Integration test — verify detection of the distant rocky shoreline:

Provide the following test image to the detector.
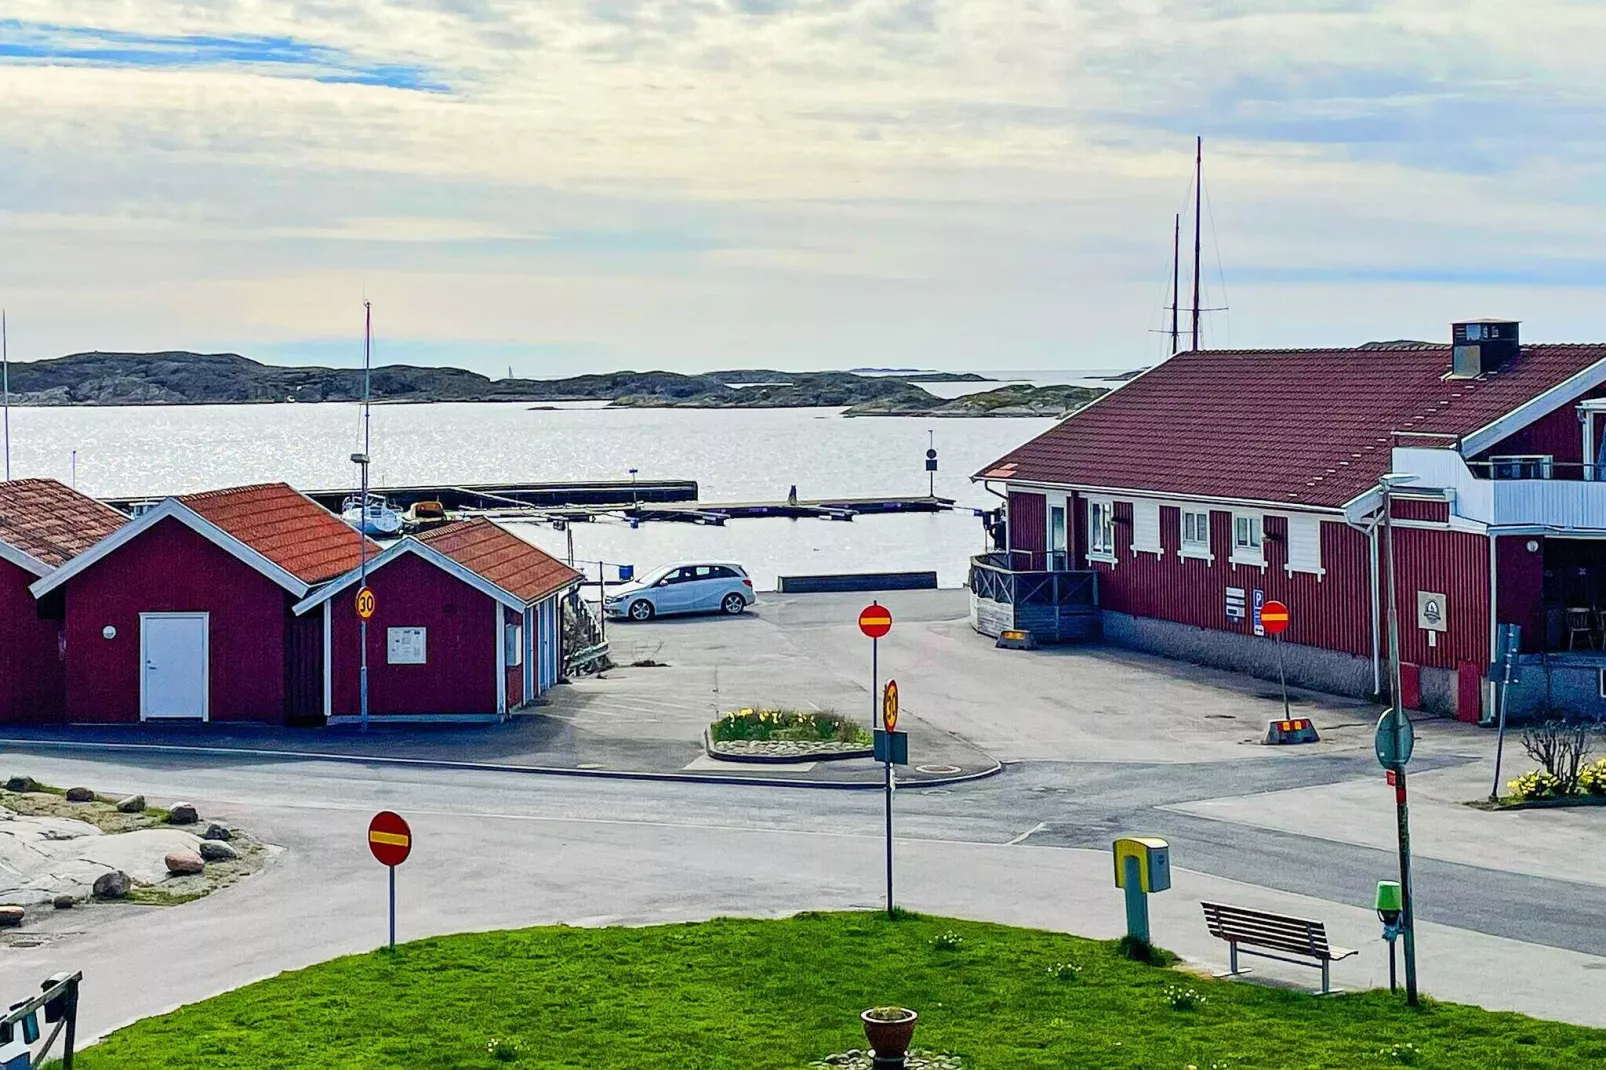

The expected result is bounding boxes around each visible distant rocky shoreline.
[0,350,1105,417]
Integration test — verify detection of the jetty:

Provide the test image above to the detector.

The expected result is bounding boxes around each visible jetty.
[509,494,956,526]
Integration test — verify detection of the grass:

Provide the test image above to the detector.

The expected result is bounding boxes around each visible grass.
[710,708,871,745]
[69,912,1606,1070]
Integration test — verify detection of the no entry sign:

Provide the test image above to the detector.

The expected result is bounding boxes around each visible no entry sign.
[368,811,412,867]
[859,603,893,639]
[1261,600,1289,636]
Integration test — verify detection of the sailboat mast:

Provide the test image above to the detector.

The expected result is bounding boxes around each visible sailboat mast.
[2,310,10,482]
[1170,215,1181,355]
[1191,136,1203,352]
[359,299,372,733]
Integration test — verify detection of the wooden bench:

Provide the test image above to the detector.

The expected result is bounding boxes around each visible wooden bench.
[1201,901,1356,994]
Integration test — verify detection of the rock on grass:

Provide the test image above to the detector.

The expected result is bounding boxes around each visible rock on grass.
[116,795,146,814]
[165,850,204,876]
[198,841,237,863]
[167,804,199,826]
[65,787,94,802]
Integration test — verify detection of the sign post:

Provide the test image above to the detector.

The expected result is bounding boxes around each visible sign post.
[356,585,376,733]
[1261,600,1291,719]
[1375,708,1418,1004]
[880,680,900,918]
[859,601,895,918]
[1489,623,1522,800]
[368,810,412,950]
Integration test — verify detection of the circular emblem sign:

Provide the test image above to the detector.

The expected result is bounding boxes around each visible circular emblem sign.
[368,810,412,867]
[356,586,377,620]
[1261,600,1290,636]
[883,680,900,732]
[858,603,893,639]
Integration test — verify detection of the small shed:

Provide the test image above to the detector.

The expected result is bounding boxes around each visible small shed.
[293,518,582,722]
[32,483,373,723]
[0,480,126,723]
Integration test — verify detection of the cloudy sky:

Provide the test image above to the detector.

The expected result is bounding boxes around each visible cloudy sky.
[2,0,1603,374]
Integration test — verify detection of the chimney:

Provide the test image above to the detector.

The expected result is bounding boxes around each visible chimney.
[1451,320,1520,378]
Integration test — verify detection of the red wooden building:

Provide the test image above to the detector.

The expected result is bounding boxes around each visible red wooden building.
[0,481,127,723]
[31,483,373,724]
[292,518,582,722]
[974,322,1606,719]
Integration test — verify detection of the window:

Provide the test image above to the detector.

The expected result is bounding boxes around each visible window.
[1131,500,1161,555]
[505,623,524,667]
[1232,513,1264,565]
[1181,509,1211,557]
[1489,455,1553,480]
[1048,501,1069,569]
[387,627,427,665]
[1286,514,1325,577]
[1089,500,1115,561]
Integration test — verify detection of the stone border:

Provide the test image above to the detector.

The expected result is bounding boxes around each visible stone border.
[1471,793,1606,811]
[703,730,873,764]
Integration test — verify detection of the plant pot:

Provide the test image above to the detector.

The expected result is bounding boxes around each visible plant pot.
[861,1007,918,1057]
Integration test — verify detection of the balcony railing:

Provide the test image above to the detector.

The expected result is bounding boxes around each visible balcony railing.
[968,552,1099,642]
[1395,447,1606,529]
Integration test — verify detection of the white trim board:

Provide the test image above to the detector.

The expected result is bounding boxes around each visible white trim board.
[1461,355,1606,457]
[31,498,310,600]
[999,479,1347,516]
[292,538,526,615]
[0,540,51,579]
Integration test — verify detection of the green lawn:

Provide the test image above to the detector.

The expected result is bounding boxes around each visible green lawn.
[74,913,1604,1069]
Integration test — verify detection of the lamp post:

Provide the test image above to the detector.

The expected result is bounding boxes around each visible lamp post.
[1378,471,1419,1005]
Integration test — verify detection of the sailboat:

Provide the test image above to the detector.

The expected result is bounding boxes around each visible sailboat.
[342,303,402,537]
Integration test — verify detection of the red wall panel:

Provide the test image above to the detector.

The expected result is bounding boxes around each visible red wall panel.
[1008,492,1046,562]
[1391,499,1450,523]
[63,518,289,723]
[330,552,498,716]
[1386,526,1490,670]
[505,606,524,710]
[1093,505,1376,658]
[0,560,65,723]
[1495,535,1545,653]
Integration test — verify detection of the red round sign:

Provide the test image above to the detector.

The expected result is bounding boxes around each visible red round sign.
[859,603,893,639]
[1261,600,1290,636]
[368,810,412,867]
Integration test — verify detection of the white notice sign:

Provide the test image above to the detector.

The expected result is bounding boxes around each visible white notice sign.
[387,627,427,665]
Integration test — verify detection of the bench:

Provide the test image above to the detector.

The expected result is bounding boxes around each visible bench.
[1201,901,1357,994]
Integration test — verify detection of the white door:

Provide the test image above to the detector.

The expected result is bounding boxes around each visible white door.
[142,614,208,720]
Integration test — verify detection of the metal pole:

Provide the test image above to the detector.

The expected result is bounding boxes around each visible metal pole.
[1388,938,1398,993]
[1170,214,1180,354]
[1383,482,1404,719]
[1191,136,1202,352]
[1396,766,1418,1004]
[1491,637,1515,801]
[62,977,77,1070]
[1276,632,1291,721]
[884,752,894,919]
[359,300,372,734]
[388,864,396,950]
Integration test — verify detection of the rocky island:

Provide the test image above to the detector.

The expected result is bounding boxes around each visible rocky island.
[0,350,1102,416]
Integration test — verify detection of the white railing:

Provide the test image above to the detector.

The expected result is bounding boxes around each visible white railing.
[1392,446,1606,529]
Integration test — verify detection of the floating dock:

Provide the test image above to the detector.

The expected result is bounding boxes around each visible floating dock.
[485,494,955,526]
[105,479,700,514]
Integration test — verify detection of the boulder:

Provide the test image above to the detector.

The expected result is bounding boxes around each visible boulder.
[65,787,95,802]
[198,840,237,863]
[0,906,23,927]
[167,804,199,826]
[115,795,146,814]
[92,871,131,900]
[52,895,75,910]
[164,850,204,876]
[5,776,38,793]
[202,823,232,842]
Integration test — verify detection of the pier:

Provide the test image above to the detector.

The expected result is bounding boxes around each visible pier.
[483,494,957,526]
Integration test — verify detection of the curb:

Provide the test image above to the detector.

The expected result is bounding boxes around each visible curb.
[0,737,1004,792]
[701,728,874,765]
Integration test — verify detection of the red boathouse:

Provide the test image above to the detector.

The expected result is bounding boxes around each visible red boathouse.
[292,518,582,721]
[974,322,1606,720]
[31,483,373,724]
[0,480,127,723]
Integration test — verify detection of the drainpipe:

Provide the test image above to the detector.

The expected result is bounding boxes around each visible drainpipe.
[1369,521,1382,697]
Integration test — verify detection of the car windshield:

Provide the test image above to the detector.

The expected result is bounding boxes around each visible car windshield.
[636,565,675,586]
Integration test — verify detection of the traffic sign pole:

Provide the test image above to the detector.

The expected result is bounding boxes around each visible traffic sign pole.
[388,865,396,951]
[368,811,412,952]
[858,602,897,919]
[1275,634,1290,721]
[882,679,899,921]
[1395,765,1417,1005]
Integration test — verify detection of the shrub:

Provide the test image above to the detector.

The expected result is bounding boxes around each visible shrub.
[1521,720,1597,795]
[1579,757,1606,796]
[1508,770,1564,800]
[709,708,870,745]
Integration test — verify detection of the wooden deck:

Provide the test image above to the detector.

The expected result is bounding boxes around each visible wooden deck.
[968,552,1101,642]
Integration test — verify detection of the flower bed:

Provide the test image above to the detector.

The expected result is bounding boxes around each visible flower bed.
[706,709,873,763]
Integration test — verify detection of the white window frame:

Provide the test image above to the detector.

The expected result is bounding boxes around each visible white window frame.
[1284,513,1327,578]
[1231,512,1265,568]
[1131,499,1162,556]
[1088,498,1116,564]
[1047,493,1071,570]
[505,622,524,668]
[1488,454,1553,480]
[1179,507,1213,562]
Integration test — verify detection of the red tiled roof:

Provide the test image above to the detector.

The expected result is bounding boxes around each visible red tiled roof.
[0,479,127,568]
[418,519,581,604]
[179,483,377,585]
[978,344,1606,509]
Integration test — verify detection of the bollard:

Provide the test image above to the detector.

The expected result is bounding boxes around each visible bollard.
[1113,837,1171,948]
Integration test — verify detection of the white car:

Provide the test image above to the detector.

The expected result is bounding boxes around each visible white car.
[604,562,757,621]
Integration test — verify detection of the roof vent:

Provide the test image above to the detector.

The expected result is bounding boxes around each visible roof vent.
[1451,320,1519,378]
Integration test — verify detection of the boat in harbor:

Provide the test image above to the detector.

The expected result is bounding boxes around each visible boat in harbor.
[402,499,448,533]
[341,493,402,536]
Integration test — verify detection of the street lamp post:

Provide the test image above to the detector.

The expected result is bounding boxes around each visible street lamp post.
[1378,472,1419,1005]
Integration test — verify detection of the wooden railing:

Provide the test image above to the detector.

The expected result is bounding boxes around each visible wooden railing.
[969,553,1098,608]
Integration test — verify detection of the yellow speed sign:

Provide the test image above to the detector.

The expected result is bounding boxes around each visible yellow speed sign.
[882,679,899,732]
[356,586,376,620]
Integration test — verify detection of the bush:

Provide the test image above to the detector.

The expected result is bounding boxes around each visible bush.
[1579,757,1606,796]
[1508,770,1564,800]
[1521,720,1597,795]
[710,709,870,745]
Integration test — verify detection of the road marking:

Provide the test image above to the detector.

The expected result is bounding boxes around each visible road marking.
[1007,821,1047,846]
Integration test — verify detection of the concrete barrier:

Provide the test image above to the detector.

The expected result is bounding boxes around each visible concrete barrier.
[775,571,939,593]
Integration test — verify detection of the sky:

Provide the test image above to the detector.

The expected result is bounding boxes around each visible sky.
[3,0,1606,375]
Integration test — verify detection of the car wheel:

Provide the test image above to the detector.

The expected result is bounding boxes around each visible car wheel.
[629,599,656,621]
[721,593,747,616]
